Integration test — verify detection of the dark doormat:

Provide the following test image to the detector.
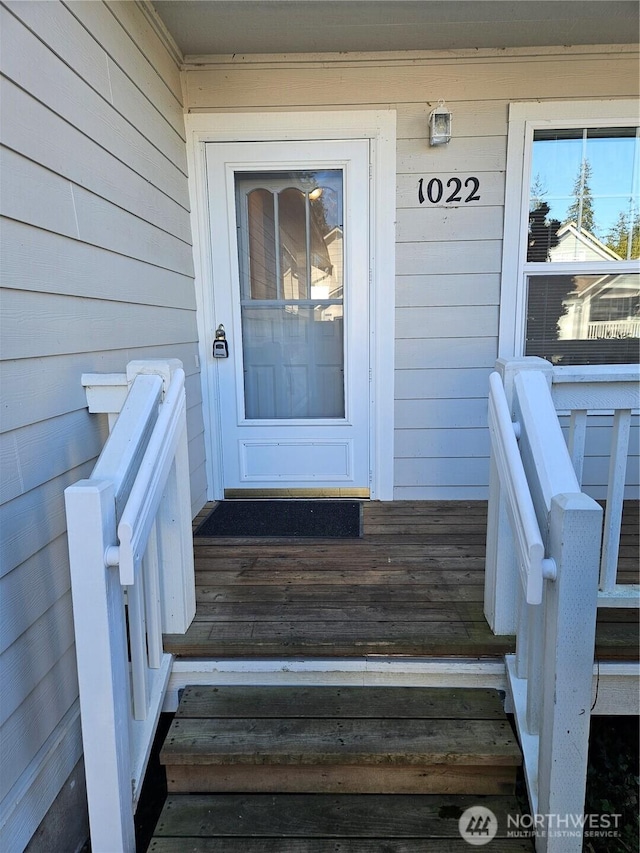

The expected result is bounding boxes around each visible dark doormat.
[194,500,362,538]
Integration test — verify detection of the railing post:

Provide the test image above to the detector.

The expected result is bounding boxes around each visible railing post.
[485,357,552,634]
[64,479,135,853]
[537,492,602,853]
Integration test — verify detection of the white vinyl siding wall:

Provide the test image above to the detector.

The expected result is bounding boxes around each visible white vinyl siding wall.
[182,46,639,499]
[0,2,204,848]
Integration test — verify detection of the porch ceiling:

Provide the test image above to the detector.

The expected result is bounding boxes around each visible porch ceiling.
[151,1,638,58]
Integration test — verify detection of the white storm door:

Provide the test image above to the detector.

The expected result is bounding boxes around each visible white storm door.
[205,140,370,495]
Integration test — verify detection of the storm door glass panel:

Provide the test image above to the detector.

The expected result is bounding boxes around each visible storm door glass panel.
[236,170,345,419]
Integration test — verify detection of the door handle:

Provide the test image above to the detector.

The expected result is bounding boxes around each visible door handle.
[213,324,229,358]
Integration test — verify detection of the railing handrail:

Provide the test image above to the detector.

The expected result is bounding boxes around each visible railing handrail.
[91,373,163,519]
[550,363,640,414]
[104,369,186,585]
[488,372,556,605]
[549,363,639,384]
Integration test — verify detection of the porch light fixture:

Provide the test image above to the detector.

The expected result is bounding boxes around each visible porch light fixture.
[429,99,452,146]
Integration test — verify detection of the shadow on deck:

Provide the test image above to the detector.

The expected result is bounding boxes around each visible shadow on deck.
[164,500,639,661]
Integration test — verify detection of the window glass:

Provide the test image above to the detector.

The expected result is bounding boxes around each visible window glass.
[528,128,639,262]
[525,273,640,365]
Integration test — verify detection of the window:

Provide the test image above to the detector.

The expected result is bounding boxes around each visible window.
[500,102,640,365]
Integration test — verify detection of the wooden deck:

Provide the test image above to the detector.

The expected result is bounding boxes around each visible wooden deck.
[164,500,639,661]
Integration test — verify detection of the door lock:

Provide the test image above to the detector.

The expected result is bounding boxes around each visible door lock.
[213,324,229,358]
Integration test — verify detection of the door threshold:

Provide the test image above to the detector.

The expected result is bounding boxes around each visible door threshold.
[224,488,370,499]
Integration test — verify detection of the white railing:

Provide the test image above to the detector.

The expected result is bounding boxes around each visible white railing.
[587,319,640,339]
[64,360,195,852]
[550,364,639,608]
[485,357,639,853]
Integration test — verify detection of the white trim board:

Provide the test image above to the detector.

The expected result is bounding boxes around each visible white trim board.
[164,657,510,710]
[185,110,396,500]
[498,99,639,359]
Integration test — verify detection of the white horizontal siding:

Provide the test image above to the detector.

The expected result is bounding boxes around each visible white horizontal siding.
[396,428,491,459]
[2,1,186,159]
[394,485,491,500]
[1,345,203,434]
[106,1,183,102]
[397,135,506,174]
[396,205,504,243]
[1,289,197,359]
[1,149,193,275]
[395,456,490,488]
[182,46,638,501]
[0,647,79,803]
[1,220,196,309]
[396,399,489,430]
[396,337,498,370]
[0,463,95,580]
[1,79,191,242]
[397,240,503,276]
[395,275,500,308]
[0,535,72,655]
[396,306,499,340]
[1,593,75,727]
[0,2,203,847]
[0,410,106,506]
[1,5,189,205]
[394,367,492,400]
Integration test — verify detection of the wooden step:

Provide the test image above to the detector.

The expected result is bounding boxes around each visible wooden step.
[160,686,522,795]
[149,793,535,852]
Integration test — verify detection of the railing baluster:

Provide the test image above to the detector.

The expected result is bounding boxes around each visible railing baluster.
[526,603,544,736]
[144,521,163,670]
[600,409,632,593]
[515,589,529,679]
[127,575,149,721]
[567,409,588,486]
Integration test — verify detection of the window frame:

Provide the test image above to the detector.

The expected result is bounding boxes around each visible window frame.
[499,100,639,359]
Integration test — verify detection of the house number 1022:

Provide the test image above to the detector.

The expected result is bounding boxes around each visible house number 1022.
[418,176,481,204]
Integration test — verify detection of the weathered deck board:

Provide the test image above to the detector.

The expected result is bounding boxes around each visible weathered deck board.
[163,718,520,766]
[152,793,524,838]
[168,500,639,660]
[195,584,486,604]
[150,839,535,853]
[174,685,506,719]
[164,764,519,795]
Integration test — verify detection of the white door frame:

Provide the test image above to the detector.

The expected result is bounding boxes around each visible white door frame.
[186,110,396,500]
